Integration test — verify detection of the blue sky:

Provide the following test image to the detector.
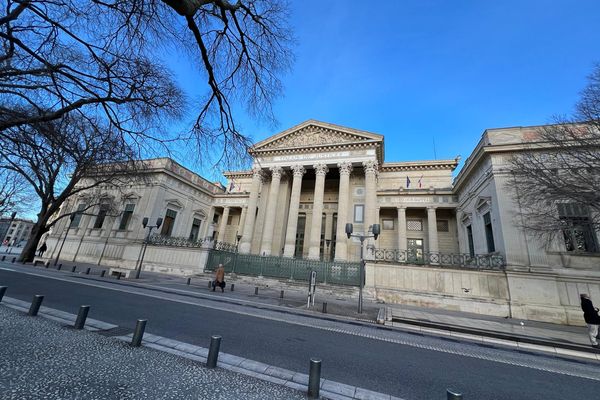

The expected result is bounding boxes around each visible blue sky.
[174,0,600,177]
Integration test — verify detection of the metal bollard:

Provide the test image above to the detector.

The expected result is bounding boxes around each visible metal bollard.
[447,389,463,399]
[0,286,7,302]
[57,264,62,271]
[28,295,44,316]
[254,287,259,295]
[86,267,91,275]
[11,257,16,263]
[206,335,222,368]
[308,358,322,399]
[74,305,90,330]
[71,266,77,273]
[230,283,235,291]
[187,277,191,285]
[131,319,147,347]
[101,270,106,277]
[280,290,284,298]
[322,302,327,313]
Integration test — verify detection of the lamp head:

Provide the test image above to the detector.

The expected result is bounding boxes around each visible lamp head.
[372,223,381,240]
[142,217,148,228]
[345,223,353,238]
[156,217,163,229]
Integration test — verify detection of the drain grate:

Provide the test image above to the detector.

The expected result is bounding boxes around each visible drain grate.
[96,326,134,337]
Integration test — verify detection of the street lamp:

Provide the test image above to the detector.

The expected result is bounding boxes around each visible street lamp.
[134,217,163,279]
[54,213,76,266]
[345,222,380,314]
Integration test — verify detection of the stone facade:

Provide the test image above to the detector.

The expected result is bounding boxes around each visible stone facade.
[43,121,600,325]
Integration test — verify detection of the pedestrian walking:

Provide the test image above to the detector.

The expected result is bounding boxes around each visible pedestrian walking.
[37,242,48,257]
[580,293,600,349]
[212,264,226,292]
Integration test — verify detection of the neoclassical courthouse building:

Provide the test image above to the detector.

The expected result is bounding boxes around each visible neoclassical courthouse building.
[45,120,599,325]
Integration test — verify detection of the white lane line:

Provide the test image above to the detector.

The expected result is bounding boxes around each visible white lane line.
[2,266,599,381]
[0,267,15,271]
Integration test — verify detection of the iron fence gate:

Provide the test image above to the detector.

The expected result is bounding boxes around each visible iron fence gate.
[206,250,361,286]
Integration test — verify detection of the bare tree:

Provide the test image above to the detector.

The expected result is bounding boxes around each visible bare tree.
[0,0,293,166]
[510,65,600,251]
[0,168,31,215]
[0,115,142,262]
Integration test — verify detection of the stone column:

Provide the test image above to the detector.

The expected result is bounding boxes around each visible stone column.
[308,164,328,260]
[239,167,263,254]
[397,206,407,252]
[260,166,283,256]
[324,212,334,260]
[202,207,215,239]
[283,165,305,257]
[363,160,378,231]
[334,162,352,261]
[217,206,230,242]
[427,206,439,257]
[237,206,247,239]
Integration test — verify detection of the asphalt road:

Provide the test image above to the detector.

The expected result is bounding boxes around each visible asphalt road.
[1,266,599,400]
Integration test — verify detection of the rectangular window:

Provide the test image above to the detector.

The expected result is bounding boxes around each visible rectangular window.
[189,218,202,242]
[161,209,177,237]
[354,204,364,223]
[407,219,422,231]
[71,204,86,228]
[436,220,449,232]
[483,212,495,253]
[382,219,394,230]
[118,203,135,230]
[466,225,475,257]
[558,203,598,252]
[93,204,110,229]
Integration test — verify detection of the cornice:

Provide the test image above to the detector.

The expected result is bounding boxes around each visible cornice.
[380,158,460,172]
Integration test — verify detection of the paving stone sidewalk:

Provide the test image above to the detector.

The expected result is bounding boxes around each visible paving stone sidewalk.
[0,306,306,400]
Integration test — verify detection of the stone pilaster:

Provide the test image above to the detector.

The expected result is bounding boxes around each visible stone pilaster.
[203,207,215,239]
[427,206,439,255]
[260,166,283,256]
[239,167,263,254]
[283,165,305,257]
[324,212,334,260]
[237,206,247,239]
[217,206,230,242]
[397,206,407,252]
[363,160,378,232]
[308,163,329,260]
[335,162,352,261]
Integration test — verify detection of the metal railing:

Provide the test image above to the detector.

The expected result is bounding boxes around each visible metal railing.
[373,248,505,270]
[147,234,213,248]
[206,249,362,286]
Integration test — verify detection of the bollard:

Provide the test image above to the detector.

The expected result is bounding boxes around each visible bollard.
[28,295,44,316]
[57,264,62,271]
[86,267,91,275]
[74,305,90,330]
[131,319,147,347]
[308,358,322,399]
[187,277,191,285]
[254,286,259,295]
[206,335,222,368]
[11,257,16,263]
[0,286,7,302]
[322,302,328,314]
[1,255,4,261]
[447,389,463,399]
[71,266,77,273]
[230,283,235,291]
[280,290,284,299]
[101,270,106,277]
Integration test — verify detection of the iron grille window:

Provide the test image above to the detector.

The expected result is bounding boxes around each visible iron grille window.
[93,204,109,229]
[483,212,495,253]
[436,220,449,232]
[161,209,177,237]
[189,218,202,241]
[466,225,475,257]
[118,203,135,230]
[407,219,422,231]
[71,204,86,228]
[558,203,598,252]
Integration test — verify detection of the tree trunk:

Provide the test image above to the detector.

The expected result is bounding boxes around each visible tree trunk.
[19,220,49,263]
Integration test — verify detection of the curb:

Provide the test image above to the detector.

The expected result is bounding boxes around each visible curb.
[0,296,404,400]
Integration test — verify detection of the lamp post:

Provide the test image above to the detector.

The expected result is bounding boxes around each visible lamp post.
[134,217,162,279]
[54,213,76,266]
[345,222,380,314]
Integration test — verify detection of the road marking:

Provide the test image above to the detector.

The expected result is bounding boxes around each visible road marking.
[1,266,599,381]
[0,267,15,271]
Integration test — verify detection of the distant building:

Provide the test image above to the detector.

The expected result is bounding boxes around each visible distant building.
[0,218,34,247]
[44,120,600,325]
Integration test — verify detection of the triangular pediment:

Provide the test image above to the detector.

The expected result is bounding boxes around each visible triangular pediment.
[251,120,383,152]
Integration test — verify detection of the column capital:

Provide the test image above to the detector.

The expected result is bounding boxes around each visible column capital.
[252,166,263,181]
[291,164,306,177]
[362,160,378,175]
[338,161,353,176]
[427,205,438,210]
[396,205,407,210]
[270,165,283,179]
[313,163,329,177]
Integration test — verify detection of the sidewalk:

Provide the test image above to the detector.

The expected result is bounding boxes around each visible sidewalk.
[5,255,599,358]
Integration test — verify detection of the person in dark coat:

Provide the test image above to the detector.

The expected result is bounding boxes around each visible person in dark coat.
[37,242,48,257]
[580,293,600,348]
[212,264,226,292]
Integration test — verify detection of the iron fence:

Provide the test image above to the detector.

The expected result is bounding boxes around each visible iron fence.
[373,248,505,270]
[206,249,361,286]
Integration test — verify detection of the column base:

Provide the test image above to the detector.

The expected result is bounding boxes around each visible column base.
[283,243,296,258]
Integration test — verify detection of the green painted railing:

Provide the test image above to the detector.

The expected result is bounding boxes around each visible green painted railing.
[205,250,361,286]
